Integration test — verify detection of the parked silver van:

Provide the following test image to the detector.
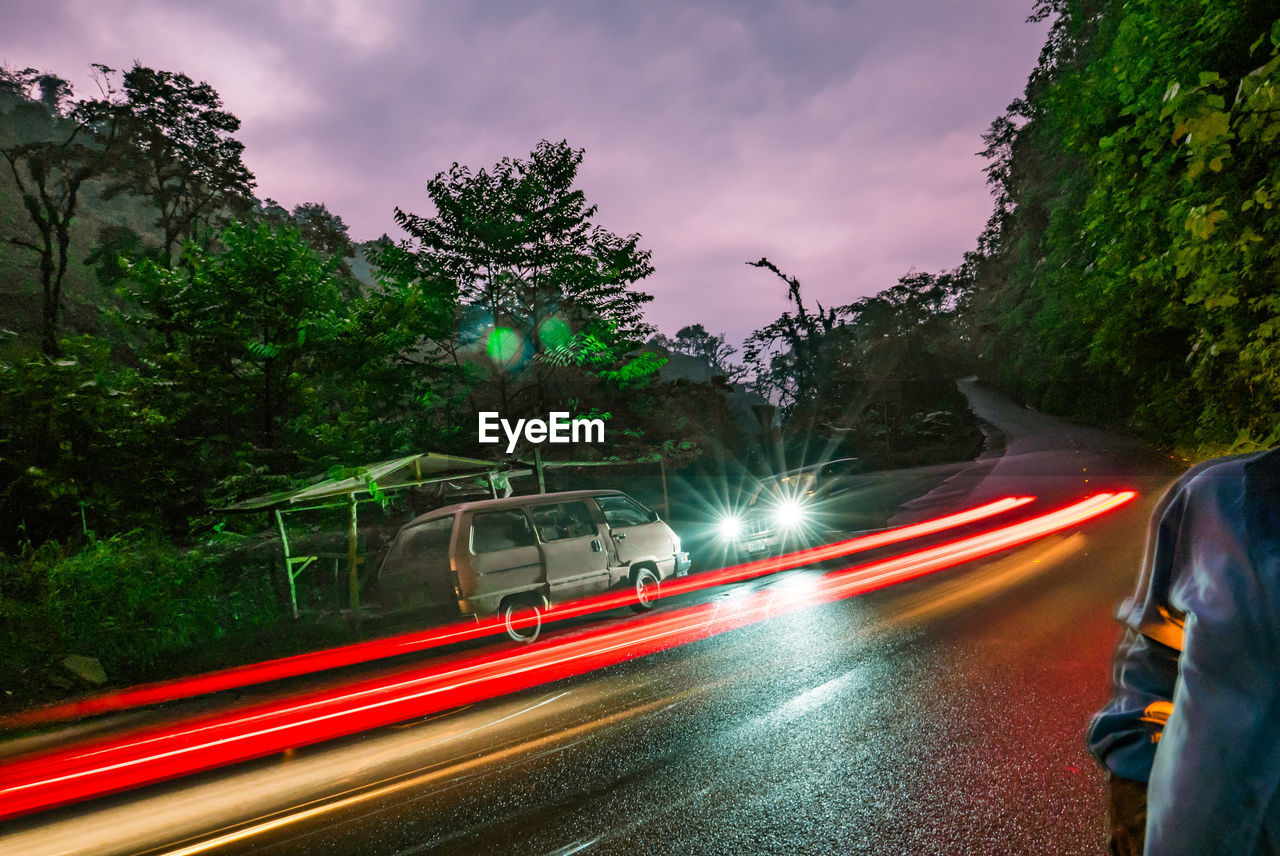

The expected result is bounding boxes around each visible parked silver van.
[374,490,691,642]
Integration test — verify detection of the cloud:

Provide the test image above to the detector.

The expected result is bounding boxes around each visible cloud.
[0,0,1047,342]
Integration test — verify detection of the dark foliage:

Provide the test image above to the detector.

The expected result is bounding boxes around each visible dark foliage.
[966,1,1280,453]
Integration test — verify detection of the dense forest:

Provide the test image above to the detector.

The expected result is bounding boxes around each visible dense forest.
[5,0,1277,701]
[966,0,1280,451]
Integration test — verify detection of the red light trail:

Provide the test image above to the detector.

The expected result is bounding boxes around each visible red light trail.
[0,491,1134,822]
[1,496,1033,731]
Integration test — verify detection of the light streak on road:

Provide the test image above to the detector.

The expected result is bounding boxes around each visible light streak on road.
[884,531,1088,629]
[152,693,685,856]
[0,491,1133,822]
[0,496,1034,731]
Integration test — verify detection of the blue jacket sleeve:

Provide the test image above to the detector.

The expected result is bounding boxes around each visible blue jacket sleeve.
[1086,469,1196,781]
[1087,628,1180,781]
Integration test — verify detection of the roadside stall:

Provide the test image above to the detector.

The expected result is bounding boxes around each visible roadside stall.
[226,453,520,617]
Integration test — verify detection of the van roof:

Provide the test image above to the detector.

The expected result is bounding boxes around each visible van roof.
[406,489,633,525]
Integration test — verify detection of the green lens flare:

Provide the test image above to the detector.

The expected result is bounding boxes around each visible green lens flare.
[537,316,572,349]
[487,327,523,364]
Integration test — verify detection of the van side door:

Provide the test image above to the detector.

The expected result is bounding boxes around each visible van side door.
[466,508,544,612]
[529,500,611,603]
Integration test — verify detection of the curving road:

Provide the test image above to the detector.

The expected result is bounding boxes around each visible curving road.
[0,381,1183,856]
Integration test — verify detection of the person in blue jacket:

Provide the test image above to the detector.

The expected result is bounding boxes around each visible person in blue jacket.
[1088,449,1280,855]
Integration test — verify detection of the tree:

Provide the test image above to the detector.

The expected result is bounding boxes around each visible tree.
[742,257,843,413]
[739,254,976,465]
[319,237,468,459]
[963,0,1280,451]
[291,201,354,262]
[257,199,355,266]
[122,221,345,469]
[0,216,467,547]
[118,219,468,500]
[85,64,255,263]
[393,139,655,414]
[0,67,122,355]
[651,323,745,381]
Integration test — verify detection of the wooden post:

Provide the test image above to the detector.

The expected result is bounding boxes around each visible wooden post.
[411,457,423,516]
[347,493,360,618]
[659,457,670,518]
[276,509,298,619]
[534,447,546,494]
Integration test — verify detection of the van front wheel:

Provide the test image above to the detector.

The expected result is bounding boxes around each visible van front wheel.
[630,567,660,613]
[502,596,543,643]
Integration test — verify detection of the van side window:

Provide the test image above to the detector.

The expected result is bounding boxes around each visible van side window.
[412,518,453,554]
[595,494,653,527]
[531,501,599,541]
[382,517,452,575]
[471,510,537,553]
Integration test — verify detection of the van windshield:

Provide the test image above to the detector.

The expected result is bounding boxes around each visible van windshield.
[595,494,654,527]
[748,470,817,506]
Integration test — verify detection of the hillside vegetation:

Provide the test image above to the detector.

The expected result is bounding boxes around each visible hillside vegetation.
[964,0,1280,454]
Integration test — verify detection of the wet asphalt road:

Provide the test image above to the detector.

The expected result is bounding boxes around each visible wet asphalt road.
[0,382,1184,856]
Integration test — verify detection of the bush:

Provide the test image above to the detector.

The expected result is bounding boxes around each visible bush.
[30,532,283,679]
[43,535,223,672]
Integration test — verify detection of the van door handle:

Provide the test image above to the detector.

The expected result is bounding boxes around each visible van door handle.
[590,539,602,552]
[613,532,626,540]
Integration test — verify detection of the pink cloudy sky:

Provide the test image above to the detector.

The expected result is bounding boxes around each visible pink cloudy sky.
[2,0,1048,343]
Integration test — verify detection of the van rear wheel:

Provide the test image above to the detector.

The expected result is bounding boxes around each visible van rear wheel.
[502,596,543,643]
[630,567,660,613]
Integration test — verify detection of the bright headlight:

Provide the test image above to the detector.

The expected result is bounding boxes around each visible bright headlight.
[772,499,807,529]
[716,515,743,540]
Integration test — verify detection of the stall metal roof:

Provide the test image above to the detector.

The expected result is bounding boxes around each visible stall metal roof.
[225,452,512,511]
